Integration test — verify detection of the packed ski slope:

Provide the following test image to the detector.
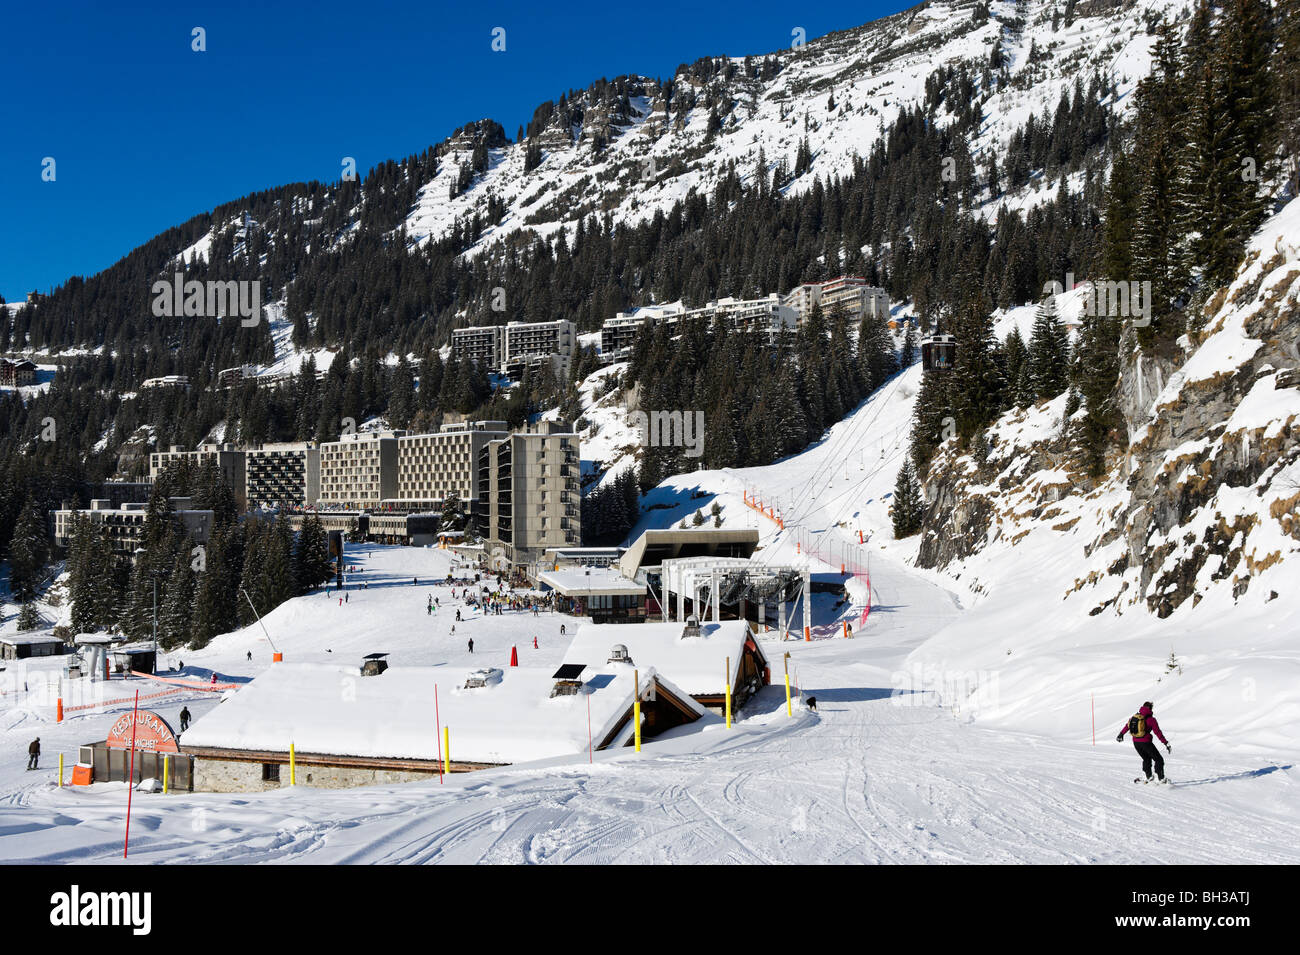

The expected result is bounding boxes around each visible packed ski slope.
[2,465,1298,863]
[0,538,1294,864]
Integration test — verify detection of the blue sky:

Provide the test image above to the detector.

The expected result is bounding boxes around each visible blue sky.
[0,0,907,301]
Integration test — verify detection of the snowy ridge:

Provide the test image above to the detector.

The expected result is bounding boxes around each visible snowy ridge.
[398,0,1191,261]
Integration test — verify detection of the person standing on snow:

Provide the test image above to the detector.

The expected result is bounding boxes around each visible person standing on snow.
[27,738,40,770]
[1117,701,1171,783]
[180,707,191,731]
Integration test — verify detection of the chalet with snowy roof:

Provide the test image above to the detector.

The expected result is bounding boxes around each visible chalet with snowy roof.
[180,659,704,792]
[561,617,770,715]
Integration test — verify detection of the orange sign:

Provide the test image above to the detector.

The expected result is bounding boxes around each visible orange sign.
[106,709,180,753]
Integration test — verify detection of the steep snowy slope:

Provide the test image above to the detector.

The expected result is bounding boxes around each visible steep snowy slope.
[399,0,1190,261]
[897,196,1300,748]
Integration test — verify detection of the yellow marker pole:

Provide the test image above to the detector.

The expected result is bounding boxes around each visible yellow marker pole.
[290,743,296,785]
[444,727,450,774]
[633,670,641,752]
[59,753,64,787]
[163,755,169,794]
[784,653,792,717]
[725,656,732,728]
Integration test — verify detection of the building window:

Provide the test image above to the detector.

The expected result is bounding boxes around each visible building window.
[262,763,280,782]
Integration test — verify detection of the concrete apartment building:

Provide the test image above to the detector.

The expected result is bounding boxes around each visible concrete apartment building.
[502,320,576,377]
[53,498,214,558]
[451,320,577,378]
[245,442,321,511]
[317,432,401,508]
[450,325,503,368]
[149,444,246,492]
[140,375,191,391]
[783,277,890,322]
[478,421,580,567]
[600,304,686,362]
[597,296,795,363]
[394,421,509,509]
[677,295,798,336]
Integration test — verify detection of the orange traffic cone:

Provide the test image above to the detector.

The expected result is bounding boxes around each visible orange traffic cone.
[510,645,519,667]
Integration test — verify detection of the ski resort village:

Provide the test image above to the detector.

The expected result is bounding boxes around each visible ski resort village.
[1,0,1299,897]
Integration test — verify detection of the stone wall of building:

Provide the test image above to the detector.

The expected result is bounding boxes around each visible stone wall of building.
[192,755,440,792]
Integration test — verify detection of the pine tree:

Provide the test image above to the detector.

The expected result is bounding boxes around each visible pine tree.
[388,356,415,429]
[909,359,953,475]
[1027,299,1069,400]
[294,512,332,592]
[1100,149,1137,282]
[158,548,195,649]
[440,490,466,531]
[1074,311,1121,476]
[1004,327,1028,404]
[900,322,917,368]
[949,298,1006,440]
[1130,23,1188,341]
[7,496,49,602]
[16,601,39,632]
[891,458,924,539]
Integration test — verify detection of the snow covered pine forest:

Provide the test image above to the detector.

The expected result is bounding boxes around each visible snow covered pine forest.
[1,0,1299,885]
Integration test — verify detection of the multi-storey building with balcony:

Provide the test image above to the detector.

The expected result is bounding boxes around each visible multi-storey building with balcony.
[597,296,796,363]
[450,325,503,368]
[478,421,580,567]
[317,432,402,508]
[245,442,321,510]
[394,421,509,510]
[451,320,577,378]
[599,304,686,362]
[782,277,890,323]
[149,444,246,494]
[53,498,213,559]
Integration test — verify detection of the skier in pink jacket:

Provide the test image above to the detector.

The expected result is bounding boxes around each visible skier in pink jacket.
[1116,701,1171,783]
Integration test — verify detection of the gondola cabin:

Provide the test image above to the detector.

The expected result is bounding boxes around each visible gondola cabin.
[921,334,956,371]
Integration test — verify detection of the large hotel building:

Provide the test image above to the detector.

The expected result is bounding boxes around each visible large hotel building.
[246,442,320,510]
[140,422,580,567]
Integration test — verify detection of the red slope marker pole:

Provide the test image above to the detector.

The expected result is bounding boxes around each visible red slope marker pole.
[124,690,139,858]
[435,683,443,784]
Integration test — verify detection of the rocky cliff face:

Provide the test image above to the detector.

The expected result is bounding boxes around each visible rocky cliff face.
[915,199,1300,620]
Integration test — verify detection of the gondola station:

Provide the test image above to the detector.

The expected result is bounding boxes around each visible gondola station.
[177,657,704,792]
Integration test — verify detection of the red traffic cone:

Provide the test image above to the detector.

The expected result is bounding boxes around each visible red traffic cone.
[509,645,518,667]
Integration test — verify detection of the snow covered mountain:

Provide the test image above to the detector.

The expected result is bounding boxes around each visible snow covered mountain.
[397,0,1186,259]
[154,0,1194,289]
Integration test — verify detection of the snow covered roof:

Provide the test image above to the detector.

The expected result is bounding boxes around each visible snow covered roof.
[181,661,701,765]
[561,620,759,698]
[538,566,646,596]
[0,633,65,646]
